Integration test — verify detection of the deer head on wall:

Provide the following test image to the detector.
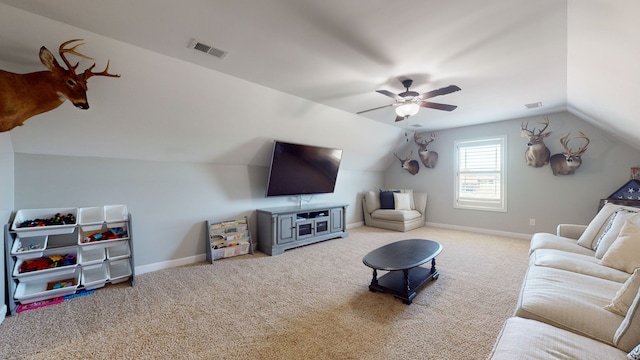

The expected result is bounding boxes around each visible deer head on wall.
[520,117,552,168]
[550,132,590,175]
[414,132,439,168]
[0,39,120,132]
[394,150,420,175]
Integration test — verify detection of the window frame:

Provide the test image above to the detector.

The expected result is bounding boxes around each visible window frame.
[454,135,507,212]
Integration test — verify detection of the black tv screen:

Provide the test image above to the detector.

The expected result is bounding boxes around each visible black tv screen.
[266,141,343,197]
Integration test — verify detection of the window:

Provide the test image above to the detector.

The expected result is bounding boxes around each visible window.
[454,136,506,212]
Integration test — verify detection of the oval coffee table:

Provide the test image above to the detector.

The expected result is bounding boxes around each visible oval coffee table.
[362,239,442,304]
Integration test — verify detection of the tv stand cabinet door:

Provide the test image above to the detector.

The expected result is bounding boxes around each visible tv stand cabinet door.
[330,207,344,233]
[277,214,295,244]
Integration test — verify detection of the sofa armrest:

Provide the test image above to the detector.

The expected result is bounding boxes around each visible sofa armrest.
[413,192,427,214]
[614,286,640,352]
[556,224,587,239]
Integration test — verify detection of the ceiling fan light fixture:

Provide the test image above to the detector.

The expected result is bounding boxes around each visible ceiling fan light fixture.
[395,103,420,117]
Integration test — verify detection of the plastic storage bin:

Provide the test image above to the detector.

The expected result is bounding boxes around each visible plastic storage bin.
[10,235,48,259]
[14,267,81,304]
[106,242,131,261]
[104,205,128,227]
[11,208,78,237]
[108,259,132,284]
[78,223,129,246]
[81,262,109,290]
[78,206,105,231]
[78,247,106,265]
[13,246,78,278]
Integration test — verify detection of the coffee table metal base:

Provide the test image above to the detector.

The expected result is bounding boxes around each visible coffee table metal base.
[368,259,439,304]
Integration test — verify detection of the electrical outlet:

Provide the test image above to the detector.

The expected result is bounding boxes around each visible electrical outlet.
[529,218,536,226]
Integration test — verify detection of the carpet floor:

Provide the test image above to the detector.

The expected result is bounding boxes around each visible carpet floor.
[0,225,530,359]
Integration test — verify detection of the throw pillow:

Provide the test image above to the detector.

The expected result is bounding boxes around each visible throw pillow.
[577,203,621,249]
[379,190,399,209]
[393,193,411,210]
[595,210,640,259]
[604,268,640,316]
[600,220,640,273]
[629,344,640,360]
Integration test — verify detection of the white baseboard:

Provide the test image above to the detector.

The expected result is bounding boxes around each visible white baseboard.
[425,222,532,240]
[132,222,529,277]
[135,253,206,275]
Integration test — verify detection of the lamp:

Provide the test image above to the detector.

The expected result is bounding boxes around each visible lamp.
[395,103,420,118]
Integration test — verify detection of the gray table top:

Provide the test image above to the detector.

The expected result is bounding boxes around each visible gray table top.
[362,239,442,271]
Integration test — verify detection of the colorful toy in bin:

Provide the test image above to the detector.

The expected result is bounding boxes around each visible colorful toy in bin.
[17,213,76,228]
[18,253,76,273]
[81,227,127,243]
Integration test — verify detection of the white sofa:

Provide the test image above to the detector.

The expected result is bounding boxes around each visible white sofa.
[362,189,427,232]
[489,202,640,359]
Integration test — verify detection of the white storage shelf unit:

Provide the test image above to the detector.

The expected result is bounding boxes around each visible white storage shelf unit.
[3,205,135,315]
[206,216,254,263]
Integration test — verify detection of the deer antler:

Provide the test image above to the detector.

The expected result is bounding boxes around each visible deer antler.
[414,132,436,146]
[575,131,590,154]
[82,61,120,80]
[536,117,550,135]
[58,39,94,75]
[559,132,572,153]
[59,39,120,80]
[521,117,550,137]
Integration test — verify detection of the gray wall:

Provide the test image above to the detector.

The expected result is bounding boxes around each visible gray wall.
[0,133,15,322]
[385,111,640,234]
[13,154,383,269]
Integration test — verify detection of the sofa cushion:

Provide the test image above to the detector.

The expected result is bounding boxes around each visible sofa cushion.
[578,203,640,250]
[364,191,380,214]
[370,209,422,222]
[393,192,411,210]
[595,210,640,258]
[489,317,628,360]
[530,248,629,283]
[614,288,640,352]
[379,190,399,209]
[529,232,595,256]
[515,265,623,345]
[600,220,640,273]
[605,268,640,316]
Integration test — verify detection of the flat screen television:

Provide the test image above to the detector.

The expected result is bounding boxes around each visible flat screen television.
[265,140,343,197]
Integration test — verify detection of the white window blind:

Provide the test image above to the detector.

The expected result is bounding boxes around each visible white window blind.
[454,136,507,211]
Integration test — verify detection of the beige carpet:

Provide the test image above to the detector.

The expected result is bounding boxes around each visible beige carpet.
[0,225,530,359]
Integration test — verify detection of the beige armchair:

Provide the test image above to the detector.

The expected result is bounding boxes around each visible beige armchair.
[362,190,427,232]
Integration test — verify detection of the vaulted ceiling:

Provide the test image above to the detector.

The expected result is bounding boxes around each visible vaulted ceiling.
[0,1,638,171]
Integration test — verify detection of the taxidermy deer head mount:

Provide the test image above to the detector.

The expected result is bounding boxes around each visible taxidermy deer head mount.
[394,149,420,175]
[414,132,439,168]
[0,39,120,132]
[550,132,590,176]
[520,117,552,168]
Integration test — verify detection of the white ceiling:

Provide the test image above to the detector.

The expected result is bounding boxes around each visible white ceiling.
[0,0,639,169]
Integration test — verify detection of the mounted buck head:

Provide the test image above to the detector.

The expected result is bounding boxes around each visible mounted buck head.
[550,132,590,175]
[0,39,120,132]
[414,132,439,168]
[394,150,420,175]
[520,117,552,168]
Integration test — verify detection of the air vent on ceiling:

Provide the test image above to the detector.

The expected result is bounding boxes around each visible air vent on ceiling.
[189,39,228,59]
[525,102,542,109]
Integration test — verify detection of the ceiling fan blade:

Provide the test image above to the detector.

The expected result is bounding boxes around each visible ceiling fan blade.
[419,101,458,111]
[376,89,403,101]
[419,85,461,100]
[356,103,394,114]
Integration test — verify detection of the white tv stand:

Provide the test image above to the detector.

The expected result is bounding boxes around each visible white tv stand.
[256,203,349,256]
